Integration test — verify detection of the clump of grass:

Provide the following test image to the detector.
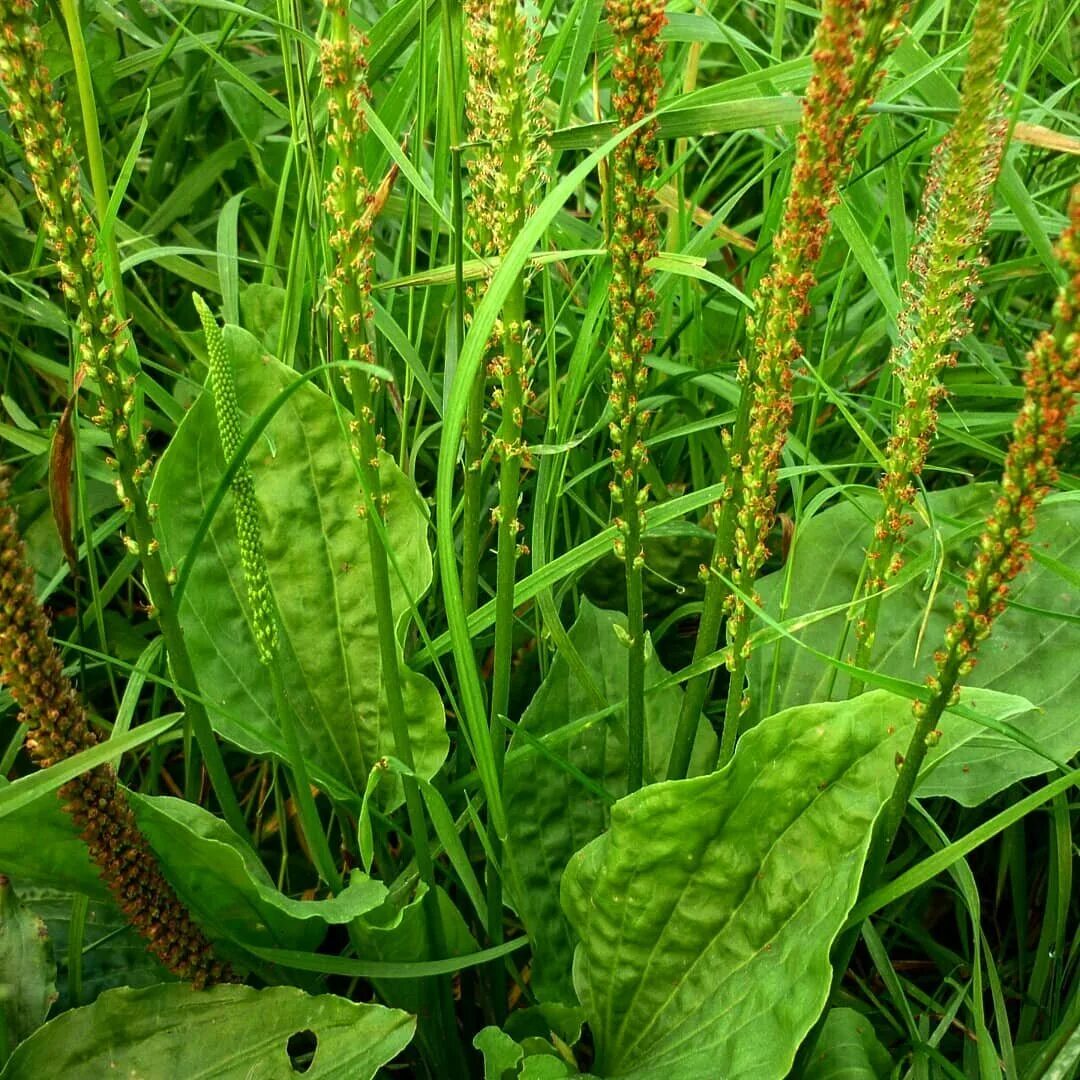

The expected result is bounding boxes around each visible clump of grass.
[0,0,1076,1072]
[0,0,246,837]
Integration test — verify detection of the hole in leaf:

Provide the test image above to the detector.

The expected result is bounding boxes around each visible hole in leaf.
[287,1029,318,1073]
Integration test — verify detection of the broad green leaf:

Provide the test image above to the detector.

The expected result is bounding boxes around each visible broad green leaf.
[560,690,948,1079]
[803,1009,894,1080]
[504,1003,585,1050]
[239,282,285,353]
[475,1026,525,1080]
[520,1058,576,1078]
[2,770,387,962]
[346,884,476,1074]
[473,1025,580,1080]
[14,885,171,1011]
[0,983,414,1079]
[217,80,280,144]
[150,325,448,809]
[751,486,1080,804]
[0,779,105,901]
[504,600,716,1004]
[129,793,386,956]
[0,878,57,1053]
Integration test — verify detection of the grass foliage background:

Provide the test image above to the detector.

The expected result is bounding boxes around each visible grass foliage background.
[0,0,1078,1074]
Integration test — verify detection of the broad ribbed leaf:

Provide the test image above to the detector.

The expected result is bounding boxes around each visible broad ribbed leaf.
[803,1009,893,1079]
[0,984,414,1079]
[750,486,1080,804]
[475,1026,525,1080]
[0,778,105,900]
[129,793,386,955]
[151,326,447,809]
[504,601,716,1004]
[14,885,172,1010]
[473,1027,579,1080]
[560,690,946,1079]
[346,883,476,1072]
[0,878,56,1050]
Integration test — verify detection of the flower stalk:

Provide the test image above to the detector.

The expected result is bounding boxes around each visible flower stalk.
[463,0,547,772]
[667,0,905,779]
[874,186,1080,862]
[604,0,666,792]
[463,0,548,1006]
[850,0,1010,695]
[0,472,230,987]
[0,0,247,839]
[319,7,462,1064]
[320,4,423,851]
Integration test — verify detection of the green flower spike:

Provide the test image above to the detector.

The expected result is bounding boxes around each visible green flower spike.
[193,294,277,666]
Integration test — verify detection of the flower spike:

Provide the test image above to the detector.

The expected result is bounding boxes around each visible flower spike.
[0,472,230,986]
[603,0,667,792]
[877,184,1080,856]
[852,0,1012,685]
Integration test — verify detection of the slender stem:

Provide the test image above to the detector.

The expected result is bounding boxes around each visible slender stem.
[462,373,487,614]
[350,377,467,1076]
[624,514,645,792]
[488,280,527,759]
[666,422,744,780]
[719,640,747,769]
[485,278,527,1018]
[847,539,895,698]
[602,0,666,791]
[57,0,123,314]
[67,892,88,1006]
[348,380,440,861]
[456,142,485,617]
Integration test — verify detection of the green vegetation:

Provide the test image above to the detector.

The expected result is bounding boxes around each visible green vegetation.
[0,0,1078,1074]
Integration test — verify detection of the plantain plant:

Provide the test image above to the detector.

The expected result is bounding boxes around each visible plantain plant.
[1,0,1078,1075]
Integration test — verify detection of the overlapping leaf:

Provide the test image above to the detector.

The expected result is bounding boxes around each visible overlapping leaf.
[0,878,56,1051]
[504,601,716,1004]
[803,1009,893,1079]
[750,486,1080,804]
[151,325,447,808]
[13,885,172,1010]
[0,984,414,1079]
[561,690,948,1079]
[130,793,387,955]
